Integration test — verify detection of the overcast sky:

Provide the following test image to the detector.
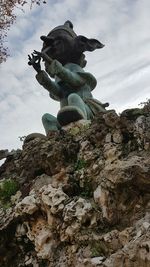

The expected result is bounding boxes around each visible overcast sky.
[0,0,150,153]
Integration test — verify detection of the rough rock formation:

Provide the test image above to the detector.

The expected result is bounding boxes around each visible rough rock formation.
[0,103,150,267]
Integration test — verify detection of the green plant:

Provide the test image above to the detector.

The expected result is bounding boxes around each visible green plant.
[39,259,48,267]
[18,135,26,142]
[79,175,93,198]
[80,181,93,198]
[91,241,108,257]
[138,98,150,107]
[0,179,19,202]
[74,158,87,171]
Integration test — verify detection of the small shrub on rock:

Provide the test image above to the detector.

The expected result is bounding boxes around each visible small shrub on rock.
[0,179,19,202]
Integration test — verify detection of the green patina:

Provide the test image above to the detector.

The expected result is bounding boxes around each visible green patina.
[28,21,108,134]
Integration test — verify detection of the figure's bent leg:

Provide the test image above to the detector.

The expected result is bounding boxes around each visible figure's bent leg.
[57,93,89,126]
[68,93,87,118]
[68,93,94,119]
[42,113,61,134]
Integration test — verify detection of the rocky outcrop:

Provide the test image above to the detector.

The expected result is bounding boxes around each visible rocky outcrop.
[0,149,9,160]
[0,103,150,267]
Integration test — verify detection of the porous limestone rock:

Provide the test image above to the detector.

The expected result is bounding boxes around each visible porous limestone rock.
[0,102,150,267]
[15,191,39,215]
[63,197,92,223]
[40,184,69,215]
[60,197,93,241]
[25,217,54,259]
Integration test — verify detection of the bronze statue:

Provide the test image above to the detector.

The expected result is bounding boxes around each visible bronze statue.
[28,21,108,134]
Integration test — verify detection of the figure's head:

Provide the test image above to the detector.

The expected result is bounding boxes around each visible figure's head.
[40,21,104,67]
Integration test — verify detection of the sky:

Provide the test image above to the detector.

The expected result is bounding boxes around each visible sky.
[0,0,150,154]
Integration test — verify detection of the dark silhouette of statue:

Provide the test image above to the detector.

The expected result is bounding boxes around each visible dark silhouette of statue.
[28,21,108,134]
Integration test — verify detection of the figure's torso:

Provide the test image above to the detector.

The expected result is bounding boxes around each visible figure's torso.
[55,63,95,108]
[57,81,93,108]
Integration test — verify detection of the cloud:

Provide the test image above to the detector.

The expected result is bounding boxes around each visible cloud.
[0,0,150,152]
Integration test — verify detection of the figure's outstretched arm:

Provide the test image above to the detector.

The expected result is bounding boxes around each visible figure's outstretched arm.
[33,51,85,88]
[36,70,61,99]
[47,60,85,88]
[28,51,61,99]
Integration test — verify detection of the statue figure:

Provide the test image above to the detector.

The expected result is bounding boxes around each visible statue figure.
[28,21,108,135]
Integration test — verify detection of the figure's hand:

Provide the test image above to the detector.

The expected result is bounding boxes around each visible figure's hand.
[34,50,53,65]
[28,53,41,73]
[33,50,42,58]
[48,59,63,78]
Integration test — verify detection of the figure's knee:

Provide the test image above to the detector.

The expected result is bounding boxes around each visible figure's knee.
[42,113,60,134]
[42,113,57,124]
[67,93,87,118]
[42,113,48,124]
[68,93,82,105]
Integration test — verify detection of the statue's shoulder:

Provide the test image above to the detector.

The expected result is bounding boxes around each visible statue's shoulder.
[65,63,97,91]
[64,63,84,73]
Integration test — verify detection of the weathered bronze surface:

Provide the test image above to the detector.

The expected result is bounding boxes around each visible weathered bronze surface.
[28,21,108,133]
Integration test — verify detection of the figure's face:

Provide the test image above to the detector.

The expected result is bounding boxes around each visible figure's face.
[42,30,74,65]
[41,28,104,68]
